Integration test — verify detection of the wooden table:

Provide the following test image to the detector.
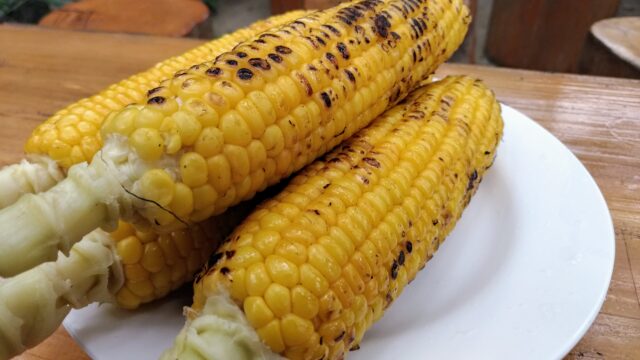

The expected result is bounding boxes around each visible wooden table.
[1,24,639,359]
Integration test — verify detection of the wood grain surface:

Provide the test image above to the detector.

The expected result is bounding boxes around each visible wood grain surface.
[1,24,639,359]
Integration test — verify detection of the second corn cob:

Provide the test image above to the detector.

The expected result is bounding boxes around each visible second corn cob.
[0,0,471,277]
[0,10,309,209]
[163,75,504,359]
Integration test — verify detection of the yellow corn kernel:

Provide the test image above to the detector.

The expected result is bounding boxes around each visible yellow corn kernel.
[219,110,252,146]
[245,263,271,296]
[136,169,175,206]
[265,255,299,288]
[291,285,319,319]
[264,283,291,318]
[116,235,143,265]
[129,127,164,161]
[179,152,208,187]
[252,229,281,257]
[299,263,329,297]
[223,144,251,183]
[141,242,165,273]
[116,287,141,310]
[172,110,202,146]
[274,240,307,265]
[127,279,154,298]
[168,183,194,218]
[195,127,224,158]
[124,264,149,282]
[281,314,314,347]
[244,296,274,329]
[257,320,286,354]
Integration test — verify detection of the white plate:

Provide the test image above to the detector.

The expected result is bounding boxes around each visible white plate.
[64,104,615,360]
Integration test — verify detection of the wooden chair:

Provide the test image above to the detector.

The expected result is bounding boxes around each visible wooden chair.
[579,17,640,78]
[39,0,209,37]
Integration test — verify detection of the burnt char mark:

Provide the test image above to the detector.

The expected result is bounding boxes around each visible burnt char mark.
[220,267,230,275]
[206,67,222,76]
[237,68,254,80]
[293,20,306,28]
[236,52,247,58]
[308,65,318,71]
[207,252,223,268]
[336,42,350,59]
[334,331,346,342]
[249,58,271,70]
[147,96,165,105]
[344,69,356,83]
[363,157,381,168]
[325,52,338,69]
[374,14,391,38]
[304,36,319,49]
[255,39,266,44]
[226,59,238,66]
[261,32,281,39]
[147,86,163,96]
[225,250,236,258]
[320,92,332,108]
[275,45,292,54]
[390,260,399,279]
[391,31,401,41]
[398,250,405,266]
[406,241,413,253]
[322,24,341,36]
[267,53,283,63]
[315,36,327,46]
[467,169,478,191]
[296,73,313,96]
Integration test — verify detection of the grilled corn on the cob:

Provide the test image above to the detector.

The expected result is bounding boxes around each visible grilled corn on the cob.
[163,75,503,359]
[0,10,309,209]
[0,0,470,277]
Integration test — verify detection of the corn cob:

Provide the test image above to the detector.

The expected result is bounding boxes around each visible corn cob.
[0,0,471,277]
[0,196,263,359]
[0,10,309,209]
[163,75,503,360]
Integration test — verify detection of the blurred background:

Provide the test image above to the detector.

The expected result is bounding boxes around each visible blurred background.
[1,0,639,78]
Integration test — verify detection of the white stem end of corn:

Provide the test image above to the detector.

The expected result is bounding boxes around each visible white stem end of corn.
[0,155,64,209]
[0,154,127,277]
[0,230,123,359]
[161,287,282,360]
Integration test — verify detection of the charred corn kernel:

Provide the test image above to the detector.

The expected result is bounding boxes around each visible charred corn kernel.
[23,10,308,169]
[136,169,175,206]
[116,236,143,265]
[129,128,164,161]
[190,75,503,357]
